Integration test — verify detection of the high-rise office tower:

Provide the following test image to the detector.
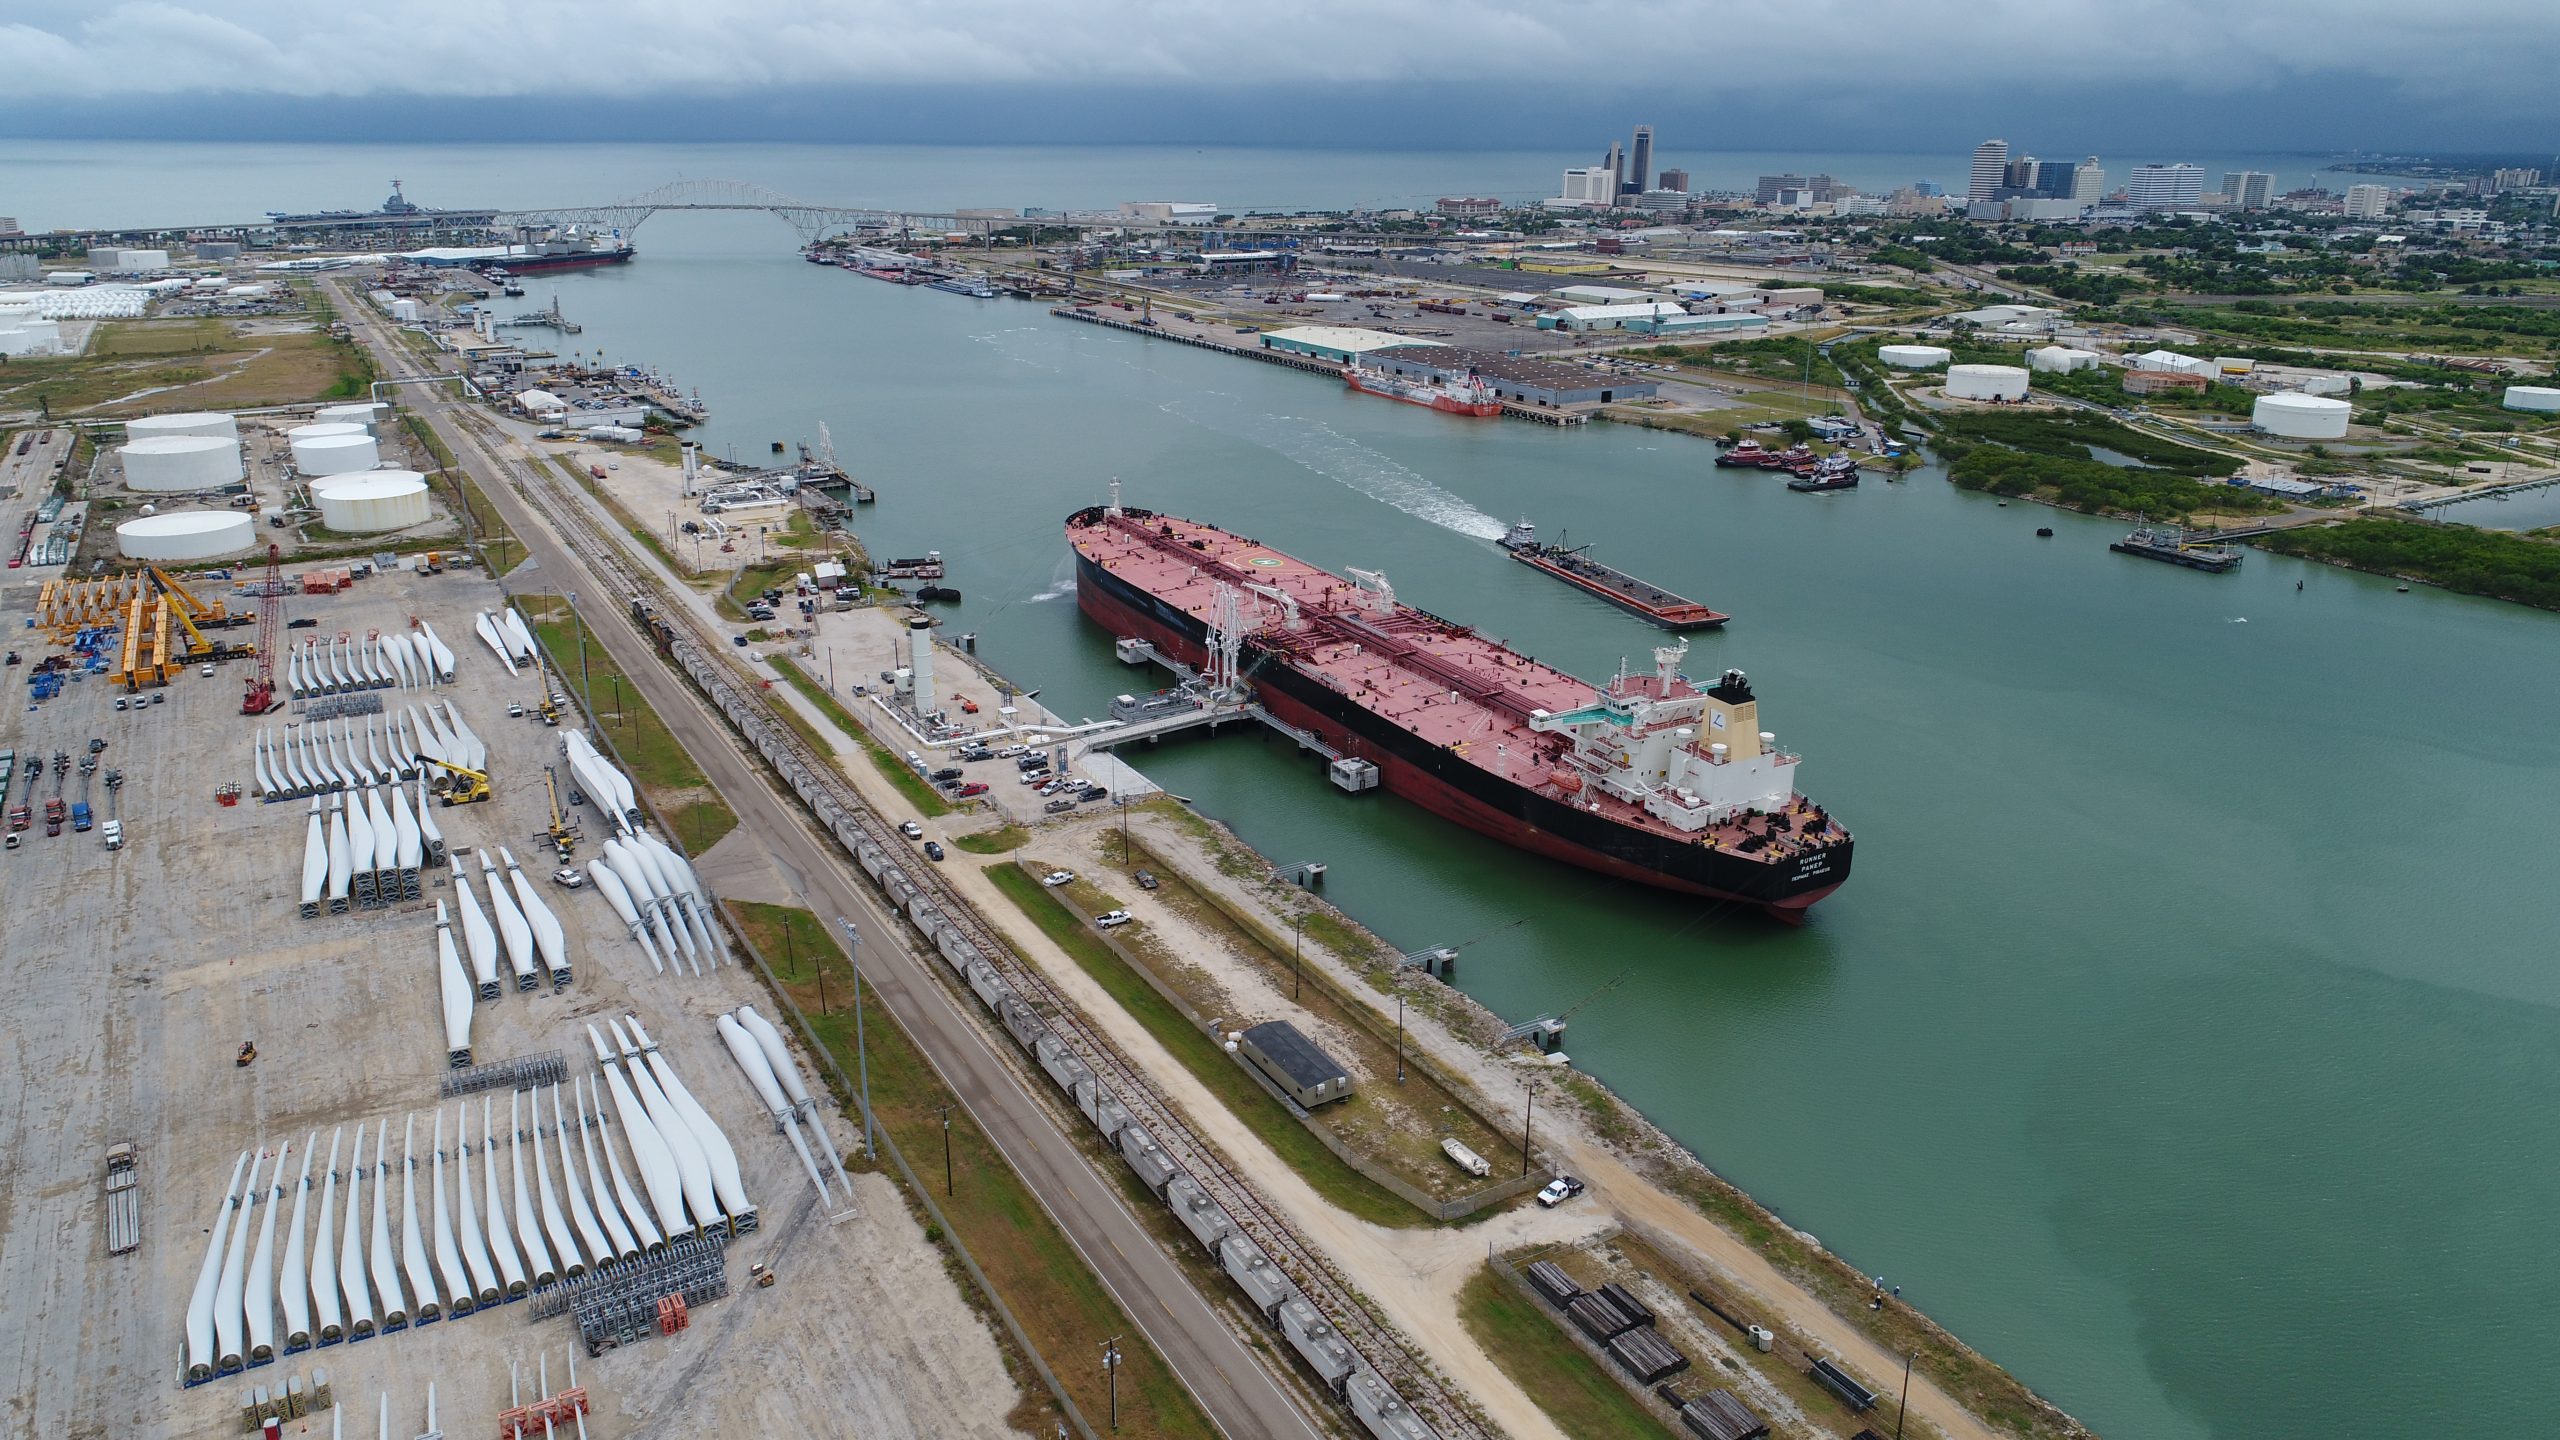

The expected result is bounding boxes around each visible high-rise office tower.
[2221,171,2275,209]
[1657,168,1689,193]
[1969,140,2011,201]
[1605,141,1624,195]
[2126,163,2206,210]
[1628,125,1654,194]
[2071,158,2105,202]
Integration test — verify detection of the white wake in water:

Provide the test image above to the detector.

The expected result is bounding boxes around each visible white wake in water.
[1157,400,1507,540]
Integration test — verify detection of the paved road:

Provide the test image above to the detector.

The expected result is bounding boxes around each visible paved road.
[334,286,1324,1440]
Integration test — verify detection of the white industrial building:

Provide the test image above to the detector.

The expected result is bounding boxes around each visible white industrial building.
[2028,345,2102,372]
[2131,349,2217,376]
[0,318,62,356]
[1119,201,1217,226]
[117,511,256,562]
[121,435,244,491]
[1879,344,1952,369]
[1946,364,2032,401]
[314,472,432,532]
[2502,385,2560,413]
[291,430,380,476]
[2252,392,2352,439]
[513,388,570,420]
[1552,284,1671,307]
[1537,302,1689,332]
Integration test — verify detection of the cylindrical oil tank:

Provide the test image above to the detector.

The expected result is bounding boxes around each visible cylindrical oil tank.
[2252,392,2351,439]
[119,511,256,562]
[316,402,389,435]
[2502,385,2560,414]
[316,474,431,533]
[1946,364,2031,401]
[126,411,239,442]
[1878,344,1951,370]
[293,431,380,476]
[122,435,244,491]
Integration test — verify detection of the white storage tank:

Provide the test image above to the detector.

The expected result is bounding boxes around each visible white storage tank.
[1879,344,1951,370]
[316,402,389,435]
[2252,392,2352,439]
[1946,364,2032,401]
[292,430,379,476]
[287,421,366,444]
[2027,345,2100,373]
[316,473,431,533]
[118,510,255,562]
[2503,385,2560,414]
[126,411,239,442]
[121,435,243,491]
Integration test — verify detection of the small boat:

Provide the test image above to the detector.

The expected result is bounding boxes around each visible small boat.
[1785,454,1861,493]
[2110,519,2242,573]
[2036,527,2054,537]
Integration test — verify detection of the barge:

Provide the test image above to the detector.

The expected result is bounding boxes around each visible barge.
[1498,521,1729,630]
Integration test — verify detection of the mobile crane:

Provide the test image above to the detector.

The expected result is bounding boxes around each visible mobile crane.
[419,756,492,807]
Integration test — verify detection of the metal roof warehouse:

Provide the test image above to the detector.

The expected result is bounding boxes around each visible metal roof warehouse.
[1361,345,1659,407]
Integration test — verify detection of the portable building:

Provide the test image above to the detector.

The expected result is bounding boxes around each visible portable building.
[1237,1021,1352,1108]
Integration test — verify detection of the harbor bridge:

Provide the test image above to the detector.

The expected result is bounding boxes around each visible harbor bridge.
[494,178,1006,244]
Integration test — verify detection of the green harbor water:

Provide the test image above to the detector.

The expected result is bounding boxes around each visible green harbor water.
[537,224,2560,1440]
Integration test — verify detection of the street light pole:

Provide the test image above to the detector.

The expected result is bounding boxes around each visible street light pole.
[839,917,873,1157]
[1291,913,1305,1001]
[1101,1337,1121,1431]
[1396,983,1406,1084]
[938,1103,955,1196]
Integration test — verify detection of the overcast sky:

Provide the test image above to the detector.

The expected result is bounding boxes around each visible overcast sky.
[1,0,2553,151]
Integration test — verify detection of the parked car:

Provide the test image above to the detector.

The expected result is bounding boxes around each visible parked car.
[923,841,945,861]
[1536,1176,1587,1208]
[931,767,963,782]
[551,867,585,889]
[997,745,1030,758]
[1044,797,1077,814]
[1079,785,1109,802]
[956,782,989,798]
[1134,870,1159,890]
[1095,909,1132,929]
[899,820,925,839]
[1016,755,1050,771]
[1040,870,1076,887]
[1018,770,1052,786]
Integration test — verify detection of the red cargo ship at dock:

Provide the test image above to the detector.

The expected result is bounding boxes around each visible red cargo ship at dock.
[1070,501,1851,918]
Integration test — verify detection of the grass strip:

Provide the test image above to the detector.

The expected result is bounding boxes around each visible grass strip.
[521,593,738,852]
[954,824,1030,854]
[726,901,1216,1440]
[984,864,1424,1228]
[768,654,952,817]
[1457,1270,1681,1440]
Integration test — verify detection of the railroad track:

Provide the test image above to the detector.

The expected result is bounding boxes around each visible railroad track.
[458,414,1492,1440]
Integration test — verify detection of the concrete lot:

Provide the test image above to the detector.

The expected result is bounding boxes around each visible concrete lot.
[0,553,1018,1439]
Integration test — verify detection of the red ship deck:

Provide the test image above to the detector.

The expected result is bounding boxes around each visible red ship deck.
[1070,510,1843,865]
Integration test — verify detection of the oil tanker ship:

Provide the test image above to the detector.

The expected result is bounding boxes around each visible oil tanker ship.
[1344,363,1503,417]
[1070,501,1852,918]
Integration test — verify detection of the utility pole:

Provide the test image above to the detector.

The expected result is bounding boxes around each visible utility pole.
[568,590,592,721]
[1291,913,1305,1001]
[1396,981,1406,1084]
[1895,1350,1914,1440]
[840,918,873,1157]
[1100,1337,1122,1431]
[1520,1078,1537,1178]
[938,1103,956,1196]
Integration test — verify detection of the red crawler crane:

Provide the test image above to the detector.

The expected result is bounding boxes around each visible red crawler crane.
[240,543,283,715]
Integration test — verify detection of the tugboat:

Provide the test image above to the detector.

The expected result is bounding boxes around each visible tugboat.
[1785,453,1861,492]
[1714,439,1771,469]
[1498,519,1729,630]
[2109,518,2243,572]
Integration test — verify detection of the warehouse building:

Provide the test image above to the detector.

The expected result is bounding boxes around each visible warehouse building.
[1237,1021,1352,1109]
[1361,346,1659,407]
[1259,326,1444,364]
[1536,301,1689,332]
